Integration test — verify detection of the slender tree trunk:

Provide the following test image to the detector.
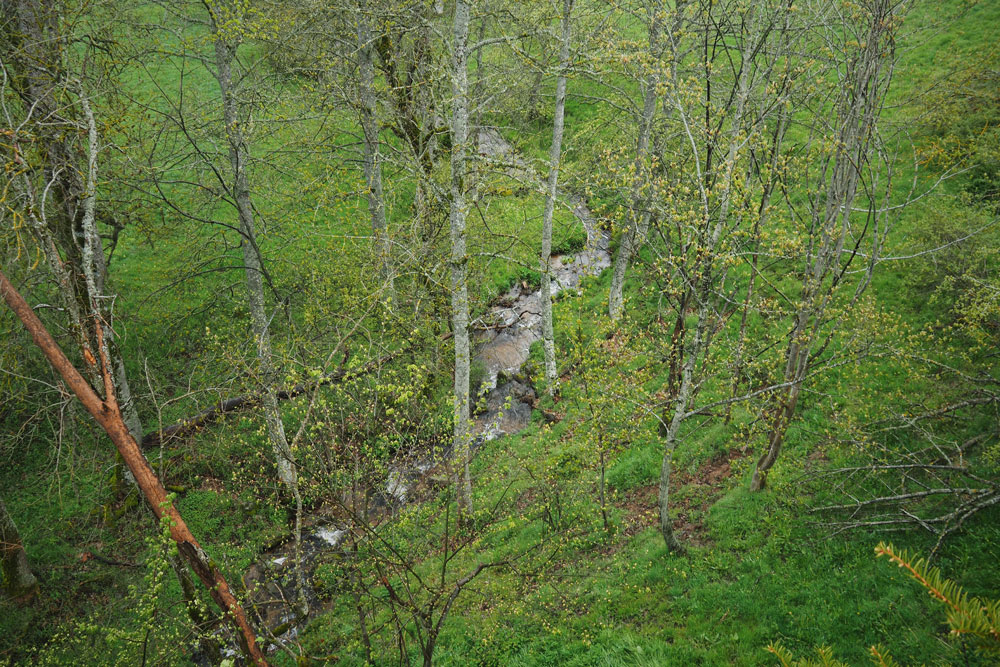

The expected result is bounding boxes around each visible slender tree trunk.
[608,5,662,321]
[209,10,307,613]
[540,0,573,394]
[356,0,393,302]
[450,0,473,520]
[750,0,898,491]
[211,25,297,496]
[0,497,38,601]
[0,268,267,665]
[657,1,753,549]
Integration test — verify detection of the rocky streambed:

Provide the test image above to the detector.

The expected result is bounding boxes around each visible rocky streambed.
[230,130,612,658]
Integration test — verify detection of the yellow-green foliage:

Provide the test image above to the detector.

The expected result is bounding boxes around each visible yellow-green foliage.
[875,543,1000,654]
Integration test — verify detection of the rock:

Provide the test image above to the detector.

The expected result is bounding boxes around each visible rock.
[498,401,533,434]
[487,380,536,413]
[476,333,529,372]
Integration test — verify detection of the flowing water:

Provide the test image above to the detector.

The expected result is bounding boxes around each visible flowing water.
[226,130,612,657]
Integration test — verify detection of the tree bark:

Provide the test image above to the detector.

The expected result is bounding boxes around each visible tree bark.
[356,0,394,302]
[0,267,267,665]
[540,0,573,394]
[608,3,663,321]
[208,5,307,613]
[450,0,473,520]
[0,497,38,601]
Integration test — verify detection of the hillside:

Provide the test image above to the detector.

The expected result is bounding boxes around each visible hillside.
[1,0,998,665]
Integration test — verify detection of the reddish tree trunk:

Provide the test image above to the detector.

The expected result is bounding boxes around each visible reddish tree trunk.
[0,268,267,666]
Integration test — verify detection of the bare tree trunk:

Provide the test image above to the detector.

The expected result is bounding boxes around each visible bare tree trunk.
[656,0,757,550]
[608,3,663,321]
[0,268,267,665]
[208,7,307,613]
[750,0,899,491]
[540,0,573,393]
[450,0,473,520]
[0,497,38,601]
[356,0,393,303]
[4,0,143,489]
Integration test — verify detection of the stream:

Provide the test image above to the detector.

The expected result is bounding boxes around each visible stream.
[224,130,612,658]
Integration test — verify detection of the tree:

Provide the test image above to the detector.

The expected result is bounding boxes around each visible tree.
[450,0,474,521]
[539,0,574,393]
[203,0,308,614]
[646,0,803,549]
[347,492,515,667]
[750,0,905,491]
[811,220,1000,554]
[1,0,145,468]
[205,0,301,502]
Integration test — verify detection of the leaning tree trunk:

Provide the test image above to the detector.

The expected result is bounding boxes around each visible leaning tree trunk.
[540,0,573,393]
[0,268,267,664]
[0,497,38,601]
[450,0,474,520]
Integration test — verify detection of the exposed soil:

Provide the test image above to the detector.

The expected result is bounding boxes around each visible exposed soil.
[615,448,748,548]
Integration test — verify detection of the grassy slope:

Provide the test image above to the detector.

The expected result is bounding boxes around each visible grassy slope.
[2,1,998,665]
[294,2,1000,665]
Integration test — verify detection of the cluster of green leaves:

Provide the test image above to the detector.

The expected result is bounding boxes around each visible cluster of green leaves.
[3,515,189,667]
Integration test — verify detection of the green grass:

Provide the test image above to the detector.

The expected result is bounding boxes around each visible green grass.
[3,0,999,665]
